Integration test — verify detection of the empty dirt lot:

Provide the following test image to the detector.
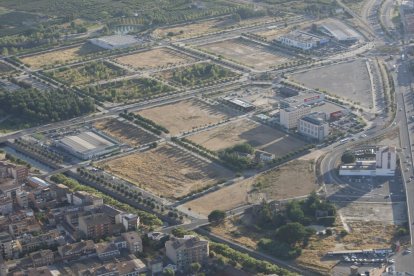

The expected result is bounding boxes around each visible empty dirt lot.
[153,19,224,40]
[199,38,293,70]
[182,159,318,216]
[188,118,306,155]
[290,60,372,108]
[93,118,159,147]
[114,48,195,70]
[100,143,233,199]
[20,43,102,69]
[137,99,232,136]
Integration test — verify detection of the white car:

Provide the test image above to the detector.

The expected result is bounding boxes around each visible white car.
[388,259,395,264]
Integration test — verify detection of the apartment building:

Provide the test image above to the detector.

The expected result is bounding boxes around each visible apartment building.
[280,105,311,129]
[298,112,329,141]
[165,235,209,271]
[78,213,113,239]
[29,249,54,267]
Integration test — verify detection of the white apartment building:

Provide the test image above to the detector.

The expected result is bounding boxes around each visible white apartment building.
[299,113,329,141]
[280,105,311,129]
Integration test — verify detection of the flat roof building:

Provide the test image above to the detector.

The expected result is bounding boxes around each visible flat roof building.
[339,146,397,176]
[56,131,118,160]
[280,105,311,129]
[222,97,255,112]
[278,31,328,50]
[280,91,325,108]
[90,35,139,50]
[299,112,329,141]
[318,19,361,42]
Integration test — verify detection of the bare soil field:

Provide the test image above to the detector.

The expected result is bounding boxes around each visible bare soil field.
[137,99,232,136]
[153,19,224,39]
[187,118,306,155]
[93,118,159,147]
[114,48,195,69]
[20,43,103,69]
[183,159,317,216]
[100,144,233,199]
[199,38,293,70]
[290,60,372,108]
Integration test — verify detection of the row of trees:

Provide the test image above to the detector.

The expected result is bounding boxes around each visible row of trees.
[120,112,169,135]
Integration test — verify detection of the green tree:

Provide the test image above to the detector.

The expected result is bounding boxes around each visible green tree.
[190,262,201,274]
[276,223,306,245]
[341,151,355,164]
[208,210,226,224]
[163,268,175,276]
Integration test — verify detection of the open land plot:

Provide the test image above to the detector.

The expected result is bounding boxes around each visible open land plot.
[114,48,196,70]
[0,61,15,76]
[153,19,225,40]
[199,38,294,70]
[137,99,232,136]
[20,43,103,69]
[93,118,159,147]
[90,77,175,103]
[290,60,372,108]
[156,62,238,87]
[100,143,233,199]
[183,159,317,216]
[48,61,126,86]
[187,118,307,154]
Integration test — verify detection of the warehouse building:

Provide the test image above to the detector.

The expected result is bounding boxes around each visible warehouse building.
[222,97,255,112]
[278,31,328,50]
[318,19,361,42]
[56,131,119,160]
[280,91,325,108]
[90,35,139,50]
[298,112,329,142]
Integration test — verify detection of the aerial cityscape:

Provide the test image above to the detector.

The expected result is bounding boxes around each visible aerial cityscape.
[0,0,412,275]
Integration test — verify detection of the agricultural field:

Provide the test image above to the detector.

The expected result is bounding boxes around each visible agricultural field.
[157,62,238,87]
[0,61,15,76]
[93,118,159,147]
[100,143,233,199]
[290,60,373,108]
[86,77,175,102]
[47,61,126,86]
[114,48,196,70]
[182,159,318,216]
[137,99,232,136]
[20,43,104,69]
[187,118,307,155]
[199,38,294,70]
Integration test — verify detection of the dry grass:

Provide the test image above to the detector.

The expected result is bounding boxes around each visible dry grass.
[137,99,232,136]
[93,118,158,147]
[183,159,317,215]
[153,19,224,40]
[115,48,195,69]
[100,144,233,199]
[187,118,306,155]
[20,43,103,68]
[199,38,293,70]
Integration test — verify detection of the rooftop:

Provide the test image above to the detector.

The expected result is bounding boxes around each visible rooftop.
[79,213,110,226]
[167,236,208,251]
[58,131,116,155]
[282,31,324,43]
[301,112,327,125]
[319,19,361,41]
[223,97,254,108]
[92,35,139,46]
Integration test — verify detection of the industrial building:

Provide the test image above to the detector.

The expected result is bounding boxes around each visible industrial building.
[339,146,397,176]
[318,19,361,42]
[278,31,328,50]
[280,91,325,108]
[222,97,255,112]
[56,131,119,160]
[90,35,139,50]
[280,105,311,129]
[298,112,329,142]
